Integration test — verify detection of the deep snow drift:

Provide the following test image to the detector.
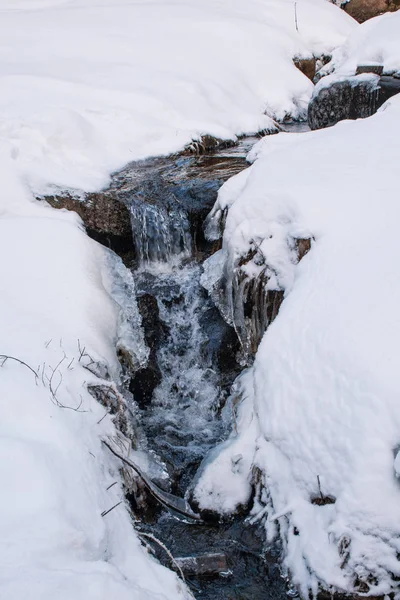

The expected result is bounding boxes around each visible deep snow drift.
[314,10,400,87]
[194,94,400,596]
[0,164,189,600]
[0,0,354,194]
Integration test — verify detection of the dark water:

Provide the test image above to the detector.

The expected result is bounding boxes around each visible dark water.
[117,129,307,599]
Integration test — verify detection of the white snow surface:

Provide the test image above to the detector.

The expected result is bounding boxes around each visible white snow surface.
[0,0,354,194]
[194,96,400,596]
[316,9,400,83]
[0,165,189,600]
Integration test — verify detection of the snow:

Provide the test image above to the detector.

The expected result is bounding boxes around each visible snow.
[194,94,400,596]
[0,165,189,599]
[316,10,400,82]
[0,0,356,597]
[0,0,354,195]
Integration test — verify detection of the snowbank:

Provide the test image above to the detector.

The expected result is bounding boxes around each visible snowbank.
[0,0,354,194]
[0,164,189,599]
[317,9,400,80]
[194,95,400,596]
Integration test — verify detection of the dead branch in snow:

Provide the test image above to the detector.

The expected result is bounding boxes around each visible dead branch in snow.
[0,354,39,380]
[102,439,202,521]
[101,500,123,517]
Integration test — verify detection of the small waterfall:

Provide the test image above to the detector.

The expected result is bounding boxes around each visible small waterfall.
[130,195,192,266]
[136,264,225,491]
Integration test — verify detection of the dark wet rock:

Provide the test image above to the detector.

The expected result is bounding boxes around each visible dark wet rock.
[140,514,286,600]
[343,0,399,23]
[232,266,284,359]
[111,152,249,264]
[88,383,137,443]
[308,75,400,130]
[183,135,237,155]
[129,294,167,409]
[294,57,316,81]
[43,191,134,264]
[356,64,384,76]
[199,306,241,386]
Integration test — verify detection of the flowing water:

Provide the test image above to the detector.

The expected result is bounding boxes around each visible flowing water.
[115,128,307,599]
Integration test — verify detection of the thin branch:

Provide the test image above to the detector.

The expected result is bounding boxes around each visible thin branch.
[101,500,123,517]
[97,410,109,425]
[0,355,39,379]
[106,481,118,491]
[294,1,299,32]
[317,475,324,501]
[102,440,201,521]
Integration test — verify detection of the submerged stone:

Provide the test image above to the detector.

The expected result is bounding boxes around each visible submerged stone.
[174,553,229,577]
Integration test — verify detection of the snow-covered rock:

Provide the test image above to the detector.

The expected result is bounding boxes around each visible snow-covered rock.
[308,11,400,128]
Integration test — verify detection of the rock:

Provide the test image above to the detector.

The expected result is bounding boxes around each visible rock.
[43,191,134,264]
[88,383,137,443]
[199,306,241,385]
[183,134,236,155]
[343,0,399,23]
[174,553,229,577]
[356,64,384,76]
[308,75,400,130]
[294,57,316,81]
[129,293,167,408]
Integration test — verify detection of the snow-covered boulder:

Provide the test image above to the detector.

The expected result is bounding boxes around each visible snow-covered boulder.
[308,11,400,128]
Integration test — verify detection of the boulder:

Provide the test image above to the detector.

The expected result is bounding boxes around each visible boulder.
[308,75,400,130]
[43,191,134,263]
[343,0,399,23]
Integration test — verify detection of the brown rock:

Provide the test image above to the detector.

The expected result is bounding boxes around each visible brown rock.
[294,57,316,81]
[42,191,134,263]
[344,0,399,23]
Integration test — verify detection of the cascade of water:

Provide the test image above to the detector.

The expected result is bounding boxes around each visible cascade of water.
[130,196,192,266]
[136,264,224,489]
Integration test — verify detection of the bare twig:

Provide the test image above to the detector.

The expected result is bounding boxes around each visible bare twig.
[102,440,201,521]
[317,475,324,501]
[0,355,39,379]
[106,481,118,491]
[294,2,299,32]
[97,410,109,425]
[101,500,123,517]
[48,354,67,398]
